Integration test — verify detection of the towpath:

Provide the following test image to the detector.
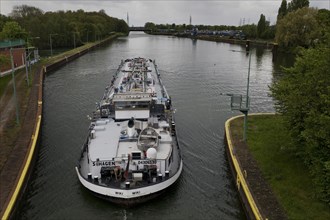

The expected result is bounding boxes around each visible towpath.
[0,69,40,216]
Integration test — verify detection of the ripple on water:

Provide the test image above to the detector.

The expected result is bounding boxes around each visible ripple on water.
[18,33,289,220]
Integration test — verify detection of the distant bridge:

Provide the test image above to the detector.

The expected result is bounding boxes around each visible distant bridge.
[129,27,150,32]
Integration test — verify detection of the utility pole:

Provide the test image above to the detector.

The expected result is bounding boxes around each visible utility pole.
[10,48,20,125]
[243,52,251,141]
[24,50,29,87]
[228,46,251,141]
[50,34,58,56]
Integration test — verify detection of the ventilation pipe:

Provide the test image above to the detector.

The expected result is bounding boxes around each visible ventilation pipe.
[127,117,135,138]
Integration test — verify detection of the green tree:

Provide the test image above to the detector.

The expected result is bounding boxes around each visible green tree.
[241,24,257,38]
[316,9,330,43]
[8,6,129,49]
[0,21,26,40]
[288,0,309,12]
[275,7,320,49]
[257,14,266,38]
[271,35,330,204]
[0,14,12,31]
[277,0,288,21]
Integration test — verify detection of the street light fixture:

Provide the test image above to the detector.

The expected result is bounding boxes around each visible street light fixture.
[243,52,251,141]
[225,49,251,141]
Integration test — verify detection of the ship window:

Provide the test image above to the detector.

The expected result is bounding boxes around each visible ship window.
[115,101,149,110]
[132,152,141,160]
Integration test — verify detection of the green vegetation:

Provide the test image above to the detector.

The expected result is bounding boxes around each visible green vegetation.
[0,68,30,172]
[0,5,128,49]
[271,34,330,204]
[144,21,274,40]
[275,0,330,51]
[232,115,330,219]
[272,0,330,204]
[275,7,320,49]
[287,0,309,12]
[0,21,26,40]
[277,0,288,21]
[277,0,309,21]
[0,74,12,97]
[256,14,266,38]
[256,14,274,39]
[43,33,123,65]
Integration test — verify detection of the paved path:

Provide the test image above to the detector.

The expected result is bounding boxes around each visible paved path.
[0,69,40,217]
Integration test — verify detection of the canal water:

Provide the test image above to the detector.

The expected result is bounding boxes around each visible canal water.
[18,32,290,219]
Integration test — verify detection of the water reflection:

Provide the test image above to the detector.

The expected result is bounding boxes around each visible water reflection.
[18,32,293,220]
[255,46,265,68]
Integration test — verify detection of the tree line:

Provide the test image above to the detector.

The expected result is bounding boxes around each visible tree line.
[144,21,274,39]
[145,0,329,52]
[271,33,330,205]
[0,5,129,50]
[272,0,330,206]
[271,0,330,205]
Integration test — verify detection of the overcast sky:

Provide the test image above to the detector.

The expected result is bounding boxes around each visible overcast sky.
[1,0,329,26]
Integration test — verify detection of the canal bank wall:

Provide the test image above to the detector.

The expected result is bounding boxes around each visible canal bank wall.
[224,113,286,220]
[225,114,263,220]
[191,35,275,49]
[0,34,122,220]
[147,32,276,50]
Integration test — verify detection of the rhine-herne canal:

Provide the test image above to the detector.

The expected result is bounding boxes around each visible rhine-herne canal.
[18,32,293,219]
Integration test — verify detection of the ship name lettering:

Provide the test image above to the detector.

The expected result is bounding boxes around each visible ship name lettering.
[92,160,116,166]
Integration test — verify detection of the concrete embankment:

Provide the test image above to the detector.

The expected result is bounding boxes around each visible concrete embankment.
[0,34,122,220]
[224,113,287,220]
[192,35,275,49]
[224,115,264,220]
[147,32,276,50]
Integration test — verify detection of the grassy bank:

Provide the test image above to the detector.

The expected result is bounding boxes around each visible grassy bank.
[231,114,330,219]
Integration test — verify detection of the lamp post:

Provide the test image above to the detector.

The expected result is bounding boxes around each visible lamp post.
[226,48,251,141]
[49,33,58,56]
[25,36,40,87]
[10,48,20,125]
[242,52,251,141]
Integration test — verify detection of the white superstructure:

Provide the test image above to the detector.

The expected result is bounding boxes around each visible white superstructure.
[76,58,182,205]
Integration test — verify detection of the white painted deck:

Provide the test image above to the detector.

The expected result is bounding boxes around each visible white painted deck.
[88,119,122,161]
[77,58,182,199]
